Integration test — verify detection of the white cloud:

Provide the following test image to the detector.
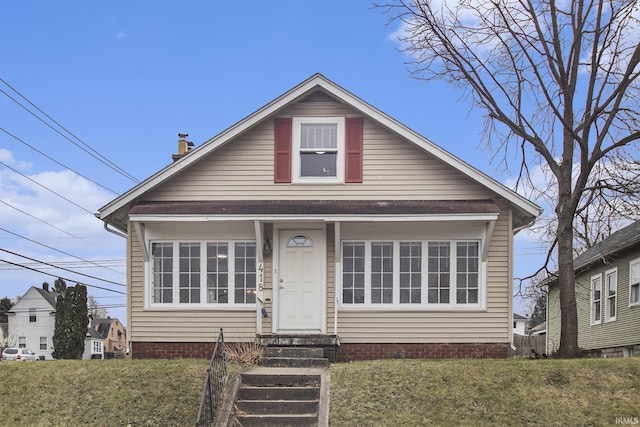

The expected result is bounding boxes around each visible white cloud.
[116,30,125,39]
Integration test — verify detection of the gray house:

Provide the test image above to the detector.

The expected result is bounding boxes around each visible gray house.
[547,220,640,357]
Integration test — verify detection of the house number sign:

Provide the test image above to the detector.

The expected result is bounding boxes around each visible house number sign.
[258,262,264,292]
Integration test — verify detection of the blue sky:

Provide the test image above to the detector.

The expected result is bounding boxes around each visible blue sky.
[1,1,546,325]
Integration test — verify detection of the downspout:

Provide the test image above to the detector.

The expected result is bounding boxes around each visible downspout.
[96,214,128,239]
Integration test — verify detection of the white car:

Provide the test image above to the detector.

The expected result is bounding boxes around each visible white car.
[2,347,38,361]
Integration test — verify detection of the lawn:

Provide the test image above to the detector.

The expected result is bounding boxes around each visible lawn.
[0,357,638,426]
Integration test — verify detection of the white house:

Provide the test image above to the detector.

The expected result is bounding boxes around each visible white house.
[7,284,58,360]
[513,313,528,336]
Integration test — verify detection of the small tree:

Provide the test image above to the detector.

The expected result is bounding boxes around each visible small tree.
[529,289,547,329]
[52,283,88,360]
[0,297,14,324]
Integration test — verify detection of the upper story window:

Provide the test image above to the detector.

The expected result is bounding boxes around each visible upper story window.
[292,117,345,183]
[341,240,482,309]
[630,258,640,307]
[150,240,256,308]
[591,274,602,324]
[274,116,363,184]
[605,268,617,322]
[29,308,36,323]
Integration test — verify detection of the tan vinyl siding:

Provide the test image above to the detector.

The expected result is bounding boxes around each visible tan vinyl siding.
[146,102,495,201]
[336,201,513,344]
[129,222,257,343]
[129,98,517,345]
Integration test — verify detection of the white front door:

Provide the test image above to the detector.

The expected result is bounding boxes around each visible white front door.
[277,229,324,332]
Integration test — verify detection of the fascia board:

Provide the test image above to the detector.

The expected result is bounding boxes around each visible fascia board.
[130,213,500,223]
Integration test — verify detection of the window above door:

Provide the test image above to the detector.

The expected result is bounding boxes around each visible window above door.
[292,117,345,183]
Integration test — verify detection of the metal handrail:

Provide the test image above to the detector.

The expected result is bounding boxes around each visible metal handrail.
[195,328,227,427]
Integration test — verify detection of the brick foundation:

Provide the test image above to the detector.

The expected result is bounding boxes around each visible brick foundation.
[132,342,216,359]
[336,342,510,361]
[132,341,510,360]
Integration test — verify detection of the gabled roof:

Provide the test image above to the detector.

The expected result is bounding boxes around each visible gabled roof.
[11,286,58,310]
[513,313,527,321]
[573,220,640,272]
[99,73,540,232]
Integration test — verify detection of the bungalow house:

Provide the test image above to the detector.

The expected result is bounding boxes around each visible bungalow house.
[98,74,540,361]
[7,284,57,360]
[547,220,640,357]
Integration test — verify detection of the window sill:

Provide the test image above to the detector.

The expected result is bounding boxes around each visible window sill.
[145,305,256,311]
[338,304,486,312]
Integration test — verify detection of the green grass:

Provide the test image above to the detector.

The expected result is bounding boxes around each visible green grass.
[330,358,640,426]
[0,358,638,426]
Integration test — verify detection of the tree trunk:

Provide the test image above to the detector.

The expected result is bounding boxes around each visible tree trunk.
[556,193,580,357]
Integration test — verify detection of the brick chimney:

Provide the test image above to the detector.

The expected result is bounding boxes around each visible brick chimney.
[42,282,49,292]
[172,133,194,162]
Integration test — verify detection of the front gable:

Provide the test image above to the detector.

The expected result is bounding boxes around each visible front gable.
[100,74,539,232]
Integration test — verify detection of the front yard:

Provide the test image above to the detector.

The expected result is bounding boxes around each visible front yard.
[0,357,638,426]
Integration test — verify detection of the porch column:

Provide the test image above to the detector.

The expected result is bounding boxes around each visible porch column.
[254,220,264,336]
[334,222,341,336]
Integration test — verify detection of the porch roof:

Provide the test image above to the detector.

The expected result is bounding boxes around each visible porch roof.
[129,199,501,217]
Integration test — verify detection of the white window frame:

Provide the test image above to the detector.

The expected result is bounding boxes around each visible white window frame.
[292,116,345,184]
[146,240,257,310]
[340,239,484,310]
[39,336,47,351]
[93,340,103,354]
[591,274,602,325]
[630,258,640,307]
[29,308,37,323]
[605,268,617,322]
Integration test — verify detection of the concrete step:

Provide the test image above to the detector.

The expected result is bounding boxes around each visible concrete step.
[259,356,329,368]
[233,413,318,427]
[240,373,321,388]
[237,385,319,400]
[235,398,319,415]
[265,346,324,358]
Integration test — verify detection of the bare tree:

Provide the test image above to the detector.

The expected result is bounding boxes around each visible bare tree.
[382,0,640,357]
[87,296,109,320]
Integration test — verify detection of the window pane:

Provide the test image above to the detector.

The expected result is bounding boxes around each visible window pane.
[300,152,337,177]
[342,242,365,304]
[179,243,200,303]
[234,242,257,304]
[207,243,228,303]
[456,242,479,305]
[152,242,173,303]
[427,242,449,303]
[400,242,421,304]
[300,123,337,149]
[371,242,393,304]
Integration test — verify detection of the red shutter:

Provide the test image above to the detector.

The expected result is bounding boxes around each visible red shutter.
[274,118,292,183]
[345,117,363,183]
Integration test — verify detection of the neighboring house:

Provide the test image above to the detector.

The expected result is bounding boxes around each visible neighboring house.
[547,220,640,357]
[7,284,58,359]
[513,313,528,336]
[83,318,127,360]
[92,318,126,354]
[84,328,105,360]
[98,74,540,361]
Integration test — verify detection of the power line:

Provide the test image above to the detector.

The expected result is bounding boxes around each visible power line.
[0,199,84,240]
[0,128,119,195]
[0,258,126,295]
[0,159,95,215]
[0,227,124,276]
[0,79,139,183]
[0,248,126,287]
[0,259,125,270]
